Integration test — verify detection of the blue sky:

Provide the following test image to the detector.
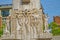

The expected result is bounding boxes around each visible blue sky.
[41,0,60,23]
[0,0,60,23]
[0,0,12,5]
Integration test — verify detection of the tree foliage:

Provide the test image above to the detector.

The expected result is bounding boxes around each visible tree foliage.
[0,23,6,37]
[49,22,60,36]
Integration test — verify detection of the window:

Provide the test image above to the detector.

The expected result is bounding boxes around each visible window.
[1,10,9,17]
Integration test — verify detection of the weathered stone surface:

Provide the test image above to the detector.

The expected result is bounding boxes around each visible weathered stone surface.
[22,0,30,3]
[1,0,52,40]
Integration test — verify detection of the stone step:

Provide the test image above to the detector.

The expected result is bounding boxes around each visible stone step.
[2,39,21,40]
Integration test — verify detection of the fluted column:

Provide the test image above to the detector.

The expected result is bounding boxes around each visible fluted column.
[39,9,43,34]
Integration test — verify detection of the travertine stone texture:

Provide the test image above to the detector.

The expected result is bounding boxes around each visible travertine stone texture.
[1,0,52,40]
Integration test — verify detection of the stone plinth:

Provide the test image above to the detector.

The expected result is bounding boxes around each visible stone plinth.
[0,9,52,40]
[2,39,21,40]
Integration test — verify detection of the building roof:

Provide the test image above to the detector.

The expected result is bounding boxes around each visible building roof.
[0,4,12,9]
[54,16,60,17]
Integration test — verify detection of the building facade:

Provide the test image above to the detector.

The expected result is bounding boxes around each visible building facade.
[54,16,60,25]
[0,4,12,27]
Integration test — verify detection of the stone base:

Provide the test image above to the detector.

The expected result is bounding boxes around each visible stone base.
[1,38,52,40]
[2,39,20,40]
[39,33,52,38]
[1,32,52,40]
[37,38,52,40]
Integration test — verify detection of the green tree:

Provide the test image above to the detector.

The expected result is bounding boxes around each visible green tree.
[0,23,6,37]
[49,22,60,36]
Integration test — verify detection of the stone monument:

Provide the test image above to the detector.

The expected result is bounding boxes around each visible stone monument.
[1,0,52,40]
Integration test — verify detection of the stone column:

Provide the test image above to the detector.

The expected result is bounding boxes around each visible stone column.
[11,18,17,38]
[10,11,17,38]
[39,9,43,34]
[12,0,21,10]
[6,17,10,32]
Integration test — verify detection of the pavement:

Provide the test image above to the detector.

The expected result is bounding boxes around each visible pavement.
[52,36,60,40]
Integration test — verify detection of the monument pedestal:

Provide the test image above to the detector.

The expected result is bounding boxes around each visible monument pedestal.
[1,32,52,40]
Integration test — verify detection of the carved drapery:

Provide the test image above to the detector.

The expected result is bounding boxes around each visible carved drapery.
[15,9,43,39]
[5,9,45,39]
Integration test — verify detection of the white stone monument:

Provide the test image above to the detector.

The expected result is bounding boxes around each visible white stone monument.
[1,0,52,40]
